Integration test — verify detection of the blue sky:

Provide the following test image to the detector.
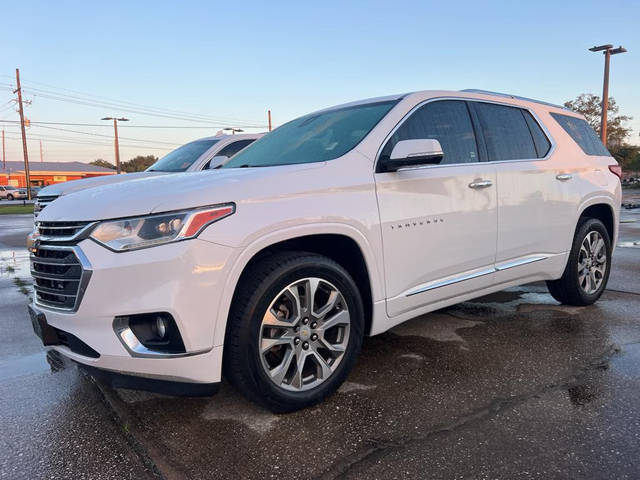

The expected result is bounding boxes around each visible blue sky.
[1,0,639,163]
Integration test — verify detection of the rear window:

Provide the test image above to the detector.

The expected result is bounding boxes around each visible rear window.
[550,113,610,156]
[474,103,538,161]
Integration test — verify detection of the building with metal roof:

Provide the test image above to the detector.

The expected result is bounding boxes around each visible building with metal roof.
[0,161,116,188]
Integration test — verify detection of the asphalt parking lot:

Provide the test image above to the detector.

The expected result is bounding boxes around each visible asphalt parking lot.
[1,198,639,480]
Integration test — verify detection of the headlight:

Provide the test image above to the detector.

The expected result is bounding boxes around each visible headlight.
[90,203,234,252]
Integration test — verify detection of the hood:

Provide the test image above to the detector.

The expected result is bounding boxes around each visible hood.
[38,163,324,222]
[37,171,167,198]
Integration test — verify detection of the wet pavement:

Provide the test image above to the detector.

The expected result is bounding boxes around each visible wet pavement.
[1,196,639,479]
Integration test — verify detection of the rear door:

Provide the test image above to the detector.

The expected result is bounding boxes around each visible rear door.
[375,99,498,317]
[471,101,572,270]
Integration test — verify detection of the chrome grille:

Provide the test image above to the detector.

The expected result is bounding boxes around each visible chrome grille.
[34,195,59,217]
[31,245,92,312]
[36,221,95,242]
[38,221,90,237]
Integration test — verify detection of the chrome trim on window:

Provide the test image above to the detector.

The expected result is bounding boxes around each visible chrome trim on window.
[374,96,557,172]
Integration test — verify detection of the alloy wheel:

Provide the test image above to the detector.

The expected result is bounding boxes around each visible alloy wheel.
[258,277,350,392]
[578,230,607,295]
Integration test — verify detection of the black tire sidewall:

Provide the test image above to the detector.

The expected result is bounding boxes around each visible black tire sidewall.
[242,257,364,411]
[567,219,612,304]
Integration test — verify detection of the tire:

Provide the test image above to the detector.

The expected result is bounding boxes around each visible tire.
[7,194,13,201]
[546,218,612,306]
[224,251,364,413]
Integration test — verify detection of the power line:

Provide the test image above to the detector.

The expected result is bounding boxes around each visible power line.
[1,83,266,127]
[0,75,266,125]
[0,119,265,129]
[2,132,173,150]
[33,124,181,145]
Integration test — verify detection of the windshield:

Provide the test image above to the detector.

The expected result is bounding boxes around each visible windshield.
[147,139,219,172]
[5,186,16,190]
[223,100,398,168]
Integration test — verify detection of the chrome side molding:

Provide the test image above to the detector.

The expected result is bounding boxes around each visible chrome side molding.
[406,255,549,297]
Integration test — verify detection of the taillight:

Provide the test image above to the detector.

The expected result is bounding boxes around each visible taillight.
[608,164,622,180]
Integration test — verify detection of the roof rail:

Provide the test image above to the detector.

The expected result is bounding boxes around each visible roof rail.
[460,89,569,110]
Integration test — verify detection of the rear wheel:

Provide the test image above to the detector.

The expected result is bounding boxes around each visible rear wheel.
[546,218,611,306]
[224,251,364,412]
[7,194,13,201]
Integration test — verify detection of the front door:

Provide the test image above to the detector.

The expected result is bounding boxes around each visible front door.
[374,100,498,317]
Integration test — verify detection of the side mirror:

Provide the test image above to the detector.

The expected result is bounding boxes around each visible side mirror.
[207,155,229,169]
[382,139,444,172]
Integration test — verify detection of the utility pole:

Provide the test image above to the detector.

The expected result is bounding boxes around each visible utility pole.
[268,110,272,132]
[2,129,5,170]
[40,140,44,162]
[14,68,32,199]
[101,117,129,174]
[589,44,627,146]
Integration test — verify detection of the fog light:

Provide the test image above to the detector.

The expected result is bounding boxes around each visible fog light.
[113,312,186,356]
[154,316,167,339]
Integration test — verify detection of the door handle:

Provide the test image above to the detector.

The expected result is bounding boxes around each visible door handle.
[556,173,573,181]
[468,179,493,189]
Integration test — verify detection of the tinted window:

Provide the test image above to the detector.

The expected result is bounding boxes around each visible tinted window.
[550,113,610,156]
[475,103,537,161]
[224,100,398,168]
[380,100,479,166]
[523,112,551,157]
[218,139,255,158]
[147,139,219,172]
[203,139,256,169]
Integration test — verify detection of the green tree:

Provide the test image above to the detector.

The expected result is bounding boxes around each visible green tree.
[626,152,640,176]
[564,94,632,147]
[90,158,116,169]
[121,155,158,173]
[611,144,640,173]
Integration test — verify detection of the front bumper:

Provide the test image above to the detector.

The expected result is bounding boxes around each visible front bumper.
[32,237,236,384]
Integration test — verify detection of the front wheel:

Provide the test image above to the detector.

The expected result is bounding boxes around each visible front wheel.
[6,194,13,201]
[546,218,612,306]
[224,251,364,412]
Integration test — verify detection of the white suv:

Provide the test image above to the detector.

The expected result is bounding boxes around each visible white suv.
[29,90,621,412]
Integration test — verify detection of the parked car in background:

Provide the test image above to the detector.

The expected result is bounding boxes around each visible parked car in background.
[29,89,621,413]
[0,185,28,200]
[33,133,262,216]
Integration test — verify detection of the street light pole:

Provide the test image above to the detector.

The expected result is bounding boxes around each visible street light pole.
[589,44,627,146]
[101,117,129,173]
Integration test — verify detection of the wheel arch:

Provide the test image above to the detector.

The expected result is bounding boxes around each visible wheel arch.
[576,197,617,246]
[213,224,383,347]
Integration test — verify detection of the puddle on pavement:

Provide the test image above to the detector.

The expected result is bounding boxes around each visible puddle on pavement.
[338,381,377,393]
[0,248,33,296]
[390,312,483,347]
[200,384,281,434]
[618,241,640,248]
[446,286,587,320]
[0,350,71,381]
